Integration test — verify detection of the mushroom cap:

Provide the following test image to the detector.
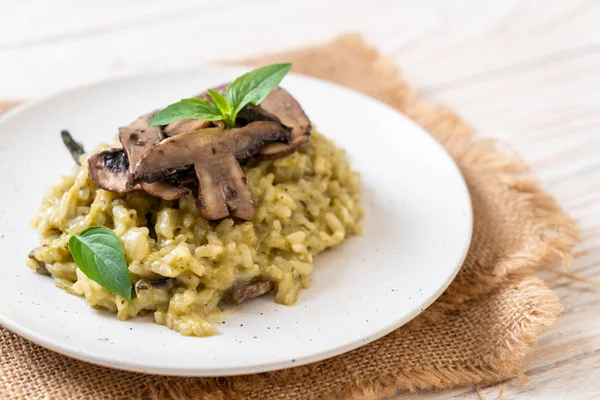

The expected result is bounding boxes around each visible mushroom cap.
[256,87,312,159]
[87,114,191,200]
[119,113,192,199]
[87,148,131,193]
[87,149,191,200]
[119,112,162,174]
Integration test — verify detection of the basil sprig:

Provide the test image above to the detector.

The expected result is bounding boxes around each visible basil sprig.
[148,63,292,128]
[68,226,132,301]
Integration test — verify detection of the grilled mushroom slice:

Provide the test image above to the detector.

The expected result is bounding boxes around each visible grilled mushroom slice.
[135,278,177,296]
[28,250,50,276]
[134,121,290,220]
[88,114,191,200]
[119,113,191,200]
[255,87,312,159]
[141,180,191,201]
[227,280,273,305]
[88,148,131,192]
[217,86,311,159]
[163,119,212,137]
[119,113,163,173]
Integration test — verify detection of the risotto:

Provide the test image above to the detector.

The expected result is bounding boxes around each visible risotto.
[28,132,363,336]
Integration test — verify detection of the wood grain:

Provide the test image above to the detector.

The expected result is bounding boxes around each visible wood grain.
[1,0,599,398]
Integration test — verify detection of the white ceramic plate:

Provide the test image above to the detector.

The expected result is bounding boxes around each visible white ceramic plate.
[0,67,472,376]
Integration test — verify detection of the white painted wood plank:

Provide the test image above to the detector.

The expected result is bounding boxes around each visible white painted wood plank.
[474,352,600,400]
[0,0,453,50]
[0,0,435,98]
[0,0,207,48]
[396,0,600,90]
[3,0,600,99]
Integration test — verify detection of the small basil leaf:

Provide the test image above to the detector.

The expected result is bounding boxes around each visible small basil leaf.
[68,226,132,301]
[207,89,230,115]
[225,63,292,117]
[148,98,223,126]
[208,89,235,128]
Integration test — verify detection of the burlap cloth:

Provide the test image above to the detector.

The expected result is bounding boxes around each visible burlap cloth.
[0,35,579,399]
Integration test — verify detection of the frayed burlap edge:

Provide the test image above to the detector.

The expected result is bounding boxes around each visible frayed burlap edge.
[0,35,579,400]
[240,34,579,328]
[133,279,563,400]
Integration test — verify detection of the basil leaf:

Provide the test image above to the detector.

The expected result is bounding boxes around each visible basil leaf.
[146,63,292,129]
[148,98,223,126]
[207,89,230,115]
[207,89,235,128]
[225,63,292,117]
[68,226,132,301]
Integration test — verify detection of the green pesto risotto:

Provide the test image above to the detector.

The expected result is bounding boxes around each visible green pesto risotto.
[27,132,363,336]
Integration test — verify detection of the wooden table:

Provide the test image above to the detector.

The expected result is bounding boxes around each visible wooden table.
[2,1,598,398]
